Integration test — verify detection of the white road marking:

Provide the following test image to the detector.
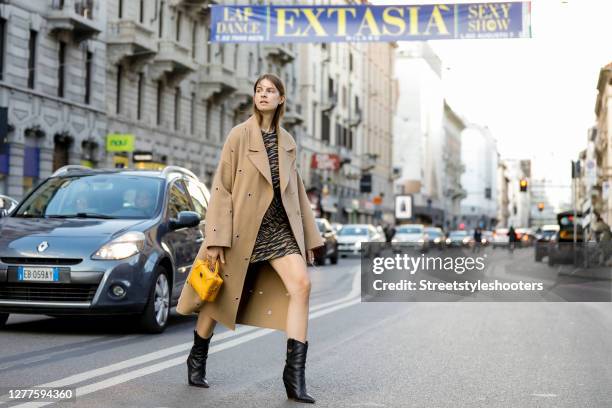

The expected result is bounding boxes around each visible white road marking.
[3,269,362,407]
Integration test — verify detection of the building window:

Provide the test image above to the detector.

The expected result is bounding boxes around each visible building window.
[27,30,37,89]
[156,80,163,126]
[176,11,182,42]
[342,86,346,108]
[139,0,145,23]
[234,44,238,70]
[158,1,164,38]
[190,92,196,134]
[57,42,66,97]
[220,104,225,142]
[137,72,144,120]
[191,22,197,59]
[349,52,353,72]
[118,0,123,18]
[84,51,92,104]
[205,100,211,140]
[248,52,253,77]
[312,102,317,137]
[0,19,5,81]
[116,65,122,114]
[321,112,330,144]
[219,44,225,64]
[174,87,181,131]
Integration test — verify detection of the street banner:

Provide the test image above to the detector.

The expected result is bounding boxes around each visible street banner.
[210,2,531,43]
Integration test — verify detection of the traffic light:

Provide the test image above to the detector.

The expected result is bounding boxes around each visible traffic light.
[537,202,544,212]
[519,179,528,192]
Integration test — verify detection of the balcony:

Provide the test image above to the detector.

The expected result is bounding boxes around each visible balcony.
[170,0,216,10]
[152,39,197,85]
[283,103,303,126]
[321,92,337,113]
[199,64,237,101]
[48,0,102,42]
[263,44,296,65]
[107,20,157,68]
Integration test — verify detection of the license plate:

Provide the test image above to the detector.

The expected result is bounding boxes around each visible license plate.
[17,266,59,282]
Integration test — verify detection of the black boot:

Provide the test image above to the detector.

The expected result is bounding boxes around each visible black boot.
[283,338,315,403]
[187,330,212,388]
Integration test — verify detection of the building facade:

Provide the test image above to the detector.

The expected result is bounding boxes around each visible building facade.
[460,123,499,230]
[0,0,106,199]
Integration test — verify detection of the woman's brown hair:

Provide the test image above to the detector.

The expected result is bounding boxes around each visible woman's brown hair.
[252,73,285,133]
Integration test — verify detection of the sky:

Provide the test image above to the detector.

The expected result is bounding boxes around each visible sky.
[371,0,612,209]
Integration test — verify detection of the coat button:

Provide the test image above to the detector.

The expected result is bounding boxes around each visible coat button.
[267,309,272,315]
[258,291,263,295]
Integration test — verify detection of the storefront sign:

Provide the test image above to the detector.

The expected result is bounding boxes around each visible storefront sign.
[311,153,340,170]
[211,2,531,43]
[106,134,134,152]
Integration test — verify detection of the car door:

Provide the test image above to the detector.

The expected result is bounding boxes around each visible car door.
[163,179,199,298]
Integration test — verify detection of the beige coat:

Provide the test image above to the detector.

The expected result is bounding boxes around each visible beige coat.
[176,114,324,331]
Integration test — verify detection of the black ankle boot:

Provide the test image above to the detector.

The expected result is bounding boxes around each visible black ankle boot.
[283,338,315,403]
[187,330,212,388]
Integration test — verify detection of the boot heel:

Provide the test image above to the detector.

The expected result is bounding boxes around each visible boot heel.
[187,330,212,388]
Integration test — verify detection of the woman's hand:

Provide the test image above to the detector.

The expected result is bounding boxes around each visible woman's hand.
[307,249,315,266]
[202,246,226,266]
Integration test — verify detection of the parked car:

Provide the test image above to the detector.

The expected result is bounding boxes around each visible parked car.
[330,222,343,234]
[534,224,560,262]
[393,224,427,251]
[516,227,536,247]
[548,211,584,266]
[337,224,384,257]
[492,228,510,248]
[0,195,18,217]
[0,165,209,333]
[445,230,471,248]
[480,230,494,246]
[314,218,338,265]
[424,226,445,250]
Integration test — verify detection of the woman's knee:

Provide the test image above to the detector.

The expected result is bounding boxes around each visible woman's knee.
[291,275,311,297]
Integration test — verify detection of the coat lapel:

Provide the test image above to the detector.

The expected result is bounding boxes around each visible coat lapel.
[245,114,296,193]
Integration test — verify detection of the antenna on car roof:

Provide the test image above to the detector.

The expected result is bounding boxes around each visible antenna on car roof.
[161,166,198,180]
[51,165,94,177]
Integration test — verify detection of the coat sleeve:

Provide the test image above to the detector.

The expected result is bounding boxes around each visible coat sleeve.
[198,139,234,255]
[297,172,325,251]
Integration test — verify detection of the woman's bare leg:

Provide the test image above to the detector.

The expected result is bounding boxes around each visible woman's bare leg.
[268,253,311,342]
[195,311,216,339]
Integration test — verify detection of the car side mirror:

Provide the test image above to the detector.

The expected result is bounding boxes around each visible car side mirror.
[169,211,201,230]
[326,228,333,233]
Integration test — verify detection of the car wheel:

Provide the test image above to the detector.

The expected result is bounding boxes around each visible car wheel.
[139,267,170,334]
[0,313,9,328]
[548,253,555,267]
[315,253,326,266]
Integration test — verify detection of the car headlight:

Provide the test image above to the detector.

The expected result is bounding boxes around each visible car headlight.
[463,237,470,244]
[92,231,145,260]
[445,238,451,244]
[391,238,398,243]
[418,239,424,243]
[434,237,440,243]
[354,241,362,249]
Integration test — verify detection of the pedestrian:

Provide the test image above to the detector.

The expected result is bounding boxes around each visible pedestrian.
[508,226,517,252]
[591,211,612,265]
[384,222,396,243]
[176,73,325,403]
[472,227,482,253]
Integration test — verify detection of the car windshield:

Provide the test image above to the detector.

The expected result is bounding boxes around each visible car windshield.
[449,231,468,237]
[397,226,422,234]
[426,230,442,237]
[338,226,368,236]
[14,174,164,219]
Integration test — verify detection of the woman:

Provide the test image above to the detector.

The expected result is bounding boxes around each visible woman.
[177,73,324,403]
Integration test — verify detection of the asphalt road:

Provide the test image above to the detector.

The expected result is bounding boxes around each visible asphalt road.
[1,248,612,408]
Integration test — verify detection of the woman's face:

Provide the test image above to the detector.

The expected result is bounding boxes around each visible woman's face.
[254,78,285,113]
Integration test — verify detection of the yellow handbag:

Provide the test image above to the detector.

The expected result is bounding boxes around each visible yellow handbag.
[186,258,224,302]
